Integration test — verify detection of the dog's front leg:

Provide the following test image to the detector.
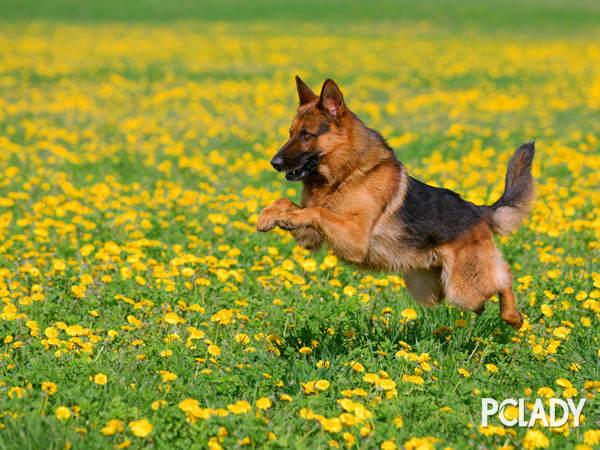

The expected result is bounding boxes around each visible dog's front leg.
[290,228,323,253]
[257,199,323,252]
[257,198,300,232]
[275,207,370,263]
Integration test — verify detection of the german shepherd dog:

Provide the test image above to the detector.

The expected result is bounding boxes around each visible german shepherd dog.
[258,77,535,329]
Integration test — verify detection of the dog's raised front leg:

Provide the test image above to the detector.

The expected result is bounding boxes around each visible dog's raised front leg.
[257,198,300,232]
[275,206,370,263]
[257,199,323,252]
[290,228,323,253]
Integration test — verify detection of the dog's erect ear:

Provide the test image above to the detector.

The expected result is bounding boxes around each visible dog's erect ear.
[319,79,345,117]
[296,76,318,105]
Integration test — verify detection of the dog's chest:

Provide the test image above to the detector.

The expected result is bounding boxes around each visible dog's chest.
[362,215,438,273]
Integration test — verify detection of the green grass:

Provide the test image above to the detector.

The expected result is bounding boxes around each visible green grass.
[0,0,599,39]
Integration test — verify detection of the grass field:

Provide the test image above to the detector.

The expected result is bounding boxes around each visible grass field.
[0,1,600,448]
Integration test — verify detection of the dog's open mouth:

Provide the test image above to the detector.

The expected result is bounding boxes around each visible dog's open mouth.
[285,156,320,181]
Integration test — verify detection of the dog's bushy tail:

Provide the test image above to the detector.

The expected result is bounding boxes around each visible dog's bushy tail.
[486,142,536,235]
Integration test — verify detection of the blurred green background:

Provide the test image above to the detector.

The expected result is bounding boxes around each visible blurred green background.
[1,0,599,37]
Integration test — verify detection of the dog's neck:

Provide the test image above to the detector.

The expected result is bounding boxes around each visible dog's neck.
[308,110,396,187]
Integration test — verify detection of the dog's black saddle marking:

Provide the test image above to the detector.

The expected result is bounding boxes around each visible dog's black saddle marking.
[398,177,484,250]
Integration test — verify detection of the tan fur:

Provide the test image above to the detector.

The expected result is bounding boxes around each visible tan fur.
[258,78,528,329]
[491,205,530,236]
[404,267,444,307]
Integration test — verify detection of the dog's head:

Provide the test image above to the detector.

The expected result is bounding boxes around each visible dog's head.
[270,76,349,182]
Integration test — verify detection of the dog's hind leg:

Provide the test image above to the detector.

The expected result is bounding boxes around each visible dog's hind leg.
[440,222,523,329]
[404,267,444,308]
[497,262,524,329]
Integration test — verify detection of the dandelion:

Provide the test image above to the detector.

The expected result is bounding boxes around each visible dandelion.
[556,379,573,388]
[363,373,380,384]
[227,400,252,414]
[401,308,417,320]
[159,371,177,382]
[255,398,272,410]
[301,259,317,272]
[208,345,221,358]
[235,333,250,344]
[349,361,365,373]
[315,380,330,391]
[128,420,153,438]
[93,373,108,385]
[401,375,424,385]
[53,260,66,271]
[164,313,181,325]
[102,420,124,436]
[151,400,167,410]
[179,399,200,413]
[343,286,356,296]
[379,379,396,391]
[42,382,57,395]
[322,418,342,433]
[584,430,600,445]
[393,415,403,428]
[56,406,71,420]
[522,429,550,449]
[485,364,498,374]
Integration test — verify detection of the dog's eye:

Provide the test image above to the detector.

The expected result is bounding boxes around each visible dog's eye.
[302,132,312,139]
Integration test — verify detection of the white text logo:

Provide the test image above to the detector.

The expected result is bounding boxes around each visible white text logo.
[481,398,586,427]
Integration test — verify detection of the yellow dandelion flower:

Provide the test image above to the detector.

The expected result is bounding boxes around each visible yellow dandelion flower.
[485,364,498,374]
[401,308,417,320]
[255,398,272,410]
[208,345,221,357]
[522,429,549,450]
[343,286,356,296]
[315,380,330,391]
[556,378,573,388]
[349,361,365,372]
[93,373,108,385]
[379,379,396,391]
[42,382,57,395]
[227,400,252,415]
[101,419,124,436]
[393,414,403,428]
[584,430,600,445]
[179,398,200,412]
[164,312,181,324]
[128,419,153,438]
[159,370,177,382]
[322,418,342,433]
[56,406,71,420]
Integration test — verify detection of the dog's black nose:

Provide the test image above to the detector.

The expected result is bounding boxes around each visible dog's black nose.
[271,156,284,171]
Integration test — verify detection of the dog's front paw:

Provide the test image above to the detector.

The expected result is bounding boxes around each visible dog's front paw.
[275,210,308,231]
[257,207,279,232]
[257,199,298,232]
